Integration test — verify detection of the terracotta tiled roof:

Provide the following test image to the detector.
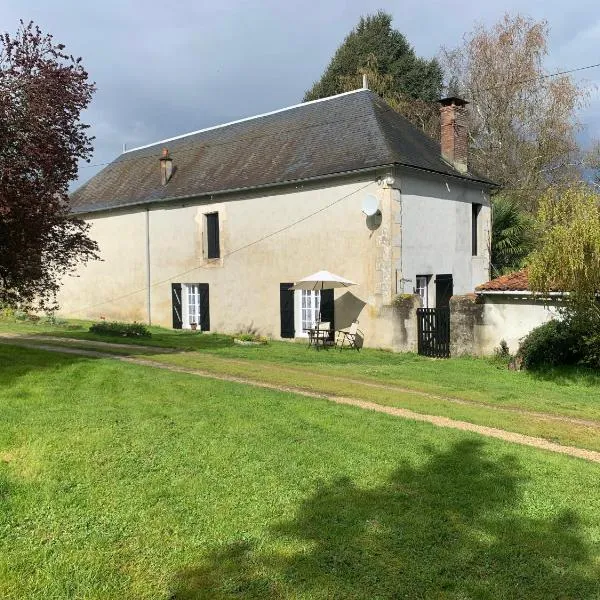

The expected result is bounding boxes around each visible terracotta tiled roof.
[70,89,495,215]
[476,270,530,292]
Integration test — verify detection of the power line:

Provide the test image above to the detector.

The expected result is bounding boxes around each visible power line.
[471,61,600,95]
[68,180,374,315]
[77,61,600,172]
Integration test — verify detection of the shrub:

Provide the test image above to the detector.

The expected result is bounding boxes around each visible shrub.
[43,313,69,327]
[517,320,581,369]
[234,332,269,344]
[494,339,510,359]
[580,331,600,370]
[89,321,151,338]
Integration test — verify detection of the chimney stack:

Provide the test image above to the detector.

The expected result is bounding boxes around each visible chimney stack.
[439,97,469,174]
[159,147,173,185]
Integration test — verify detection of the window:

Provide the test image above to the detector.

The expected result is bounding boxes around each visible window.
[205,212,220,259]
[182,283,201,327]
[415,275,430,308]
[294,289,320,335]
[472,203,481,256]
[172,283,210,331]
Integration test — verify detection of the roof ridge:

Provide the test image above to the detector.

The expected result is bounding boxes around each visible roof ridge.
[123,88,370,154]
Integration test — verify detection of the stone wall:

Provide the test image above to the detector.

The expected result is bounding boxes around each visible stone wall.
[389,294,422,352]
[450,294,485,356]
[450,293,561,356]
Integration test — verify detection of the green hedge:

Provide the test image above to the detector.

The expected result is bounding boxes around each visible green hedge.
[89,321,151,338]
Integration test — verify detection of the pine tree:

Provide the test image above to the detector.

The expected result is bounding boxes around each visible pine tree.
[304,12,443,134]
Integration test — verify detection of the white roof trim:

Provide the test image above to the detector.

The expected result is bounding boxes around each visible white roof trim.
[123,88,368,154]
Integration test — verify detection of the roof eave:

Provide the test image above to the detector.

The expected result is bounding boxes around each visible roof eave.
[69,163,396,216]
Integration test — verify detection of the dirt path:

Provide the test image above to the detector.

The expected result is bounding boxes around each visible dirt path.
[4,333,599,430]
[3,336,600,464]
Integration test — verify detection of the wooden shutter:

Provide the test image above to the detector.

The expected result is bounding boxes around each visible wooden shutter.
[435,275,453,309]
[199,283,210,331]
[320,288,335,340]
[206,213,220,259]
[280,283,295,338]
[320,289,334,325]
[171,283,182,329]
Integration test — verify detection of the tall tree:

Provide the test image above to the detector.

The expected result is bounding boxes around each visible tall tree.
[528,185,600,299]
[304,12,443,135]
[441,14,585,212]
[0,21,98,310]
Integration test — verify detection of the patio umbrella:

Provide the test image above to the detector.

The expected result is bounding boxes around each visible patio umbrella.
[290,270,357,326]
[289,270,357,291]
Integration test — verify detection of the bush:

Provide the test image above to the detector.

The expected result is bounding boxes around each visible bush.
[517,320,581,369]
[494,339,510,359]
[89,321,151,338]
[42,313,69,326]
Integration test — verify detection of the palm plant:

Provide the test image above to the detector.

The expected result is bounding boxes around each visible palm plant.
[490,195,536,277]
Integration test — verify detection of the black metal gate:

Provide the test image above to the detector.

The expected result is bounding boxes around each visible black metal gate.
[417,308,450,358]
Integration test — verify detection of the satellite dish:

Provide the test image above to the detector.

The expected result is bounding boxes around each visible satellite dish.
[361,195,379,216]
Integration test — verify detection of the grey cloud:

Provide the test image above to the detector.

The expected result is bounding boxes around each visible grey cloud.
[0,0,598,185]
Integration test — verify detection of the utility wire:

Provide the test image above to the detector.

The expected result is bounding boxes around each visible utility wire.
[68,180,374,315]
[77,61,600,171]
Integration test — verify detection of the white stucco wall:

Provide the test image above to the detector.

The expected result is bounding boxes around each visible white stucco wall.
[399,171,491,305]
[476,295,561,354]
[59,167,493,350]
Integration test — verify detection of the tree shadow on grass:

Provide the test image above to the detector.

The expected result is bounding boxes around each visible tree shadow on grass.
[0,343,93,387]
[169,440,599,599]
[527,365,600,388]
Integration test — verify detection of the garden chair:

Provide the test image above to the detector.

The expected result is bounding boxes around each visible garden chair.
[336,321,363,351]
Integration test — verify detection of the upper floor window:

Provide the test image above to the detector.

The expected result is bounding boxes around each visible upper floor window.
[205,212,220,259]
[472,203,481,256]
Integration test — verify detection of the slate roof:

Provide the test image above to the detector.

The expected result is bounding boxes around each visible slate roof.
[70,89,496,214]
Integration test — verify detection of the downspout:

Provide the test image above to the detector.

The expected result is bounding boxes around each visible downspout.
[145,208,151,325]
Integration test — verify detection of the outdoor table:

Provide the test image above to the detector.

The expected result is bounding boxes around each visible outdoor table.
[305,327,330,349]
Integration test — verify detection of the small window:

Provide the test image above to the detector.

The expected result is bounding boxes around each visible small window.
[415,275,430,308]
[472,203,481,256]
[205,212,220,259]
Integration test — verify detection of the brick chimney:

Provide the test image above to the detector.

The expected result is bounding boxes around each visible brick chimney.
[439,97,469,174]
[159,147,173,185]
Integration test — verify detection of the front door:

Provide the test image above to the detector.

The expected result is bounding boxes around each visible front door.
[435,274,453,309]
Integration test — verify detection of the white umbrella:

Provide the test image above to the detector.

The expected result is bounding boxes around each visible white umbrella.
[290,270,357,291]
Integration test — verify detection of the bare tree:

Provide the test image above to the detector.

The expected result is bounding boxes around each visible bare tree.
[441,14,586,211]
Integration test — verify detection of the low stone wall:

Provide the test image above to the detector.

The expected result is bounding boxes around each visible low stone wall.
[450,293,561,356]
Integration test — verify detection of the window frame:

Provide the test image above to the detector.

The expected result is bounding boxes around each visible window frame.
[415,275,430,308]
[472,203,481,257]
[294,289,321,337]
[181,283,201,328]
[205,212,220,259]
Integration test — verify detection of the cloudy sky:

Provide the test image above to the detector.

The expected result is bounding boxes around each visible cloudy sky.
[2,0,599,186]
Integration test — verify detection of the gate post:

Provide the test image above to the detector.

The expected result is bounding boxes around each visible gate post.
[450,294,484,356]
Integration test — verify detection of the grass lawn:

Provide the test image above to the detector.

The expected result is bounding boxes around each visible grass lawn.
[3,319,600,453]
[1,345,600,599]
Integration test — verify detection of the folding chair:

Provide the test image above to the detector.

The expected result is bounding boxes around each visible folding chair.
[336,321,363,351]
[315,321,331,349]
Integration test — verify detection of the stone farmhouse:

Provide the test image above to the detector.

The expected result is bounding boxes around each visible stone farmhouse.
[62,87,496,350]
